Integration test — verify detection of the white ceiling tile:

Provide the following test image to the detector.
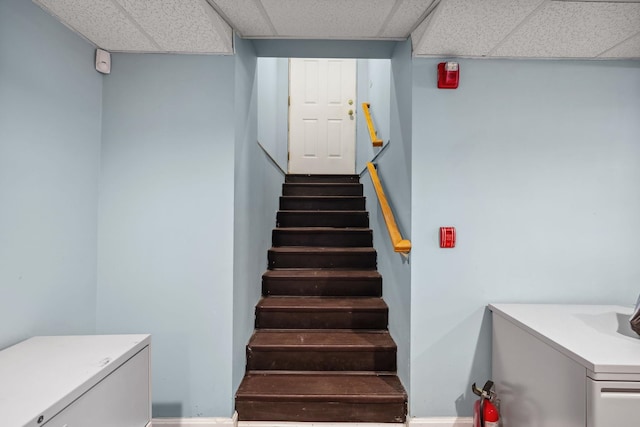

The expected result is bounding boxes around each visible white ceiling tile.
[599,32,640,58]
[411,11,434,53]
[415,0,546,56]
[554,0,640,2]
[211,0,275,37]
[34,0,158,51]
[491,2,640,58]
[261,0,396,39]
[115,0,232,53]
[380,0,437,38]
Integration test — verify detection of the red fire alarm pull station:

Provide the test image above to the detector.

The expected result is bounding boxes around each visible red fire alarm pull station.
[437,62,459,89]
[440,227,456,248]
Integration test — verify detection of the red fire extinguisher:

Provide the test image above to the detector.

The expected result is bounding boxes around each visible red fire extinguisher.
[472,380,500,427]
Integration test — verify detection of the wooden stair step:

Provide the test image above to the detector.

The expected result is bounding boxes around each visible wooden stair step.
[257,296,388,311]
[235,372,407,422]
[272,227,373,247]
[249,329,396,349]
[277,210,369,228]
[268,247,376,269]
[285,174,359,184]
[280,196,366,211]
[262,270,382,297]
[247,330,397,371]
[255,297,388,329]
[283,183,363,196]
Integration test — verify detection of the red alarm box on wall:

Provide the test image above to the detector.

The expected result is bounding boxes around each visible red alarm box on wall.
[438,62,459,89]
[440,227,456,248]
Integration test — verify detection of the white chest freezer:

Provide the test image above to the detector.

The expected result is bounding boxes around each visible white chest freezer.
[490,304,640,427]
[0,334,151,427]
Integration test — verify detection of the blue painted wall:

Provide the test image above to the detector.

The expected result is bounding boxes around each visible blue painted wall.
[356,59,391,173]
[410,58,640,417]
[232,37,285,397]
[0,0,102,349]
[257,57,289,171]
[362,39,413,393]
[4,10,640,419]
[97,53,237,417]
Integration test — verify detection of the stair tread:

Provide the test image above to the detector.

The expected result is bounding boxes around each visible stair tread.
[263,270,381,279]
[286,174,359,177]
[236,373,406,402]
[284,183,362,187]
[281,196,364,199]
[257,297,387,311]
[286,174,359,180]
[274,227,370,232]
[269,247,376,253]
[278,210,367,214]
[249,330,396,349]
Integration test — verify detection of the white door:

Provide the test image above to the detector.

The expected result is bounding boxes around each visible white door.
[289,58,356,174]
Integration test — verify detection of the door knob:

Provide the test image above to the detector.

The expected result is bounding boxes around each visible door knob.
[348,99,353,105]
[348,109,354,116]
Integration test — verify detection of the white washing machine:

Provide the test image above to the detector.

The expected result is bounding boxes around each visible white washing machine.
[490,304,640,427]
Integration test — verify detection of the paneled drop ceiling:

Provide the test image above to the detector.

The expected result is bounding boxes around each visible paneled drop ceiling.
[33,0,640,59]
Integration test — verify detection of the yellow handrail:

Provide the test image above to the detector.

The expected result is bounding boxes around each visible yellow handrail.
[362,103,383,147]
[366,162,411,254]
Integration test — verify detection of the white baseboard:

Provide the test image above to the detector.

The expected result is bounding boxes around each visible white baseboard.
[152,413,237,427]
[152,415,471,427]
[407,417,473,427]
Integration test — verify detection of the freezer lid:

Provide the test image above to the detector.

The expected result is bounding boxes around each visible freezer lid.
[490,304,640,376]
[0,334,151,427]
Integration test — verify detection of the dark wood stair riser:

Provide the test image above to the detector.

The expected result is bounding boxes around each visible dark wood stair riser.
[272,229,373,247]
[247,349,396,371]
[236,172,408,423]
[262,274,382,297]
[235,373,407,423]
[283,183,363,197]
[280,197,366,211]
[236,401,407,423]
[277,211,369,228]
[285,174,359,184]
[255,311,388,329]
[268,249,376,269]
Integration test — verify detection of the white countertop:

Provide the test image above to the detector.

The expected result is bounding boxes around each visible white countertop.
[489,304,640,375]
[0,334,150,427]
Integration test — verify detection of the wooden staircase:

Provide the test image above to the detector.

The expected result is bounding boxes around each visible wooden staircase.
[235,174,407,423]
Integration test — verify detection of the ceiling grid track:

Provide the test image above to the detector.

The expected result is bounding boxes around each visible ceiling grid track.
[254,0,279,37]
[205,0,243,37]
[407,0,441,36]
[31,0,640,57]
[596,29,640,57]
[412,0,445,56]
[200,1,234,52]
[376,0,405,38]
[32,1,98,48]
[485,0,551,57]
[108,0,163,51]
